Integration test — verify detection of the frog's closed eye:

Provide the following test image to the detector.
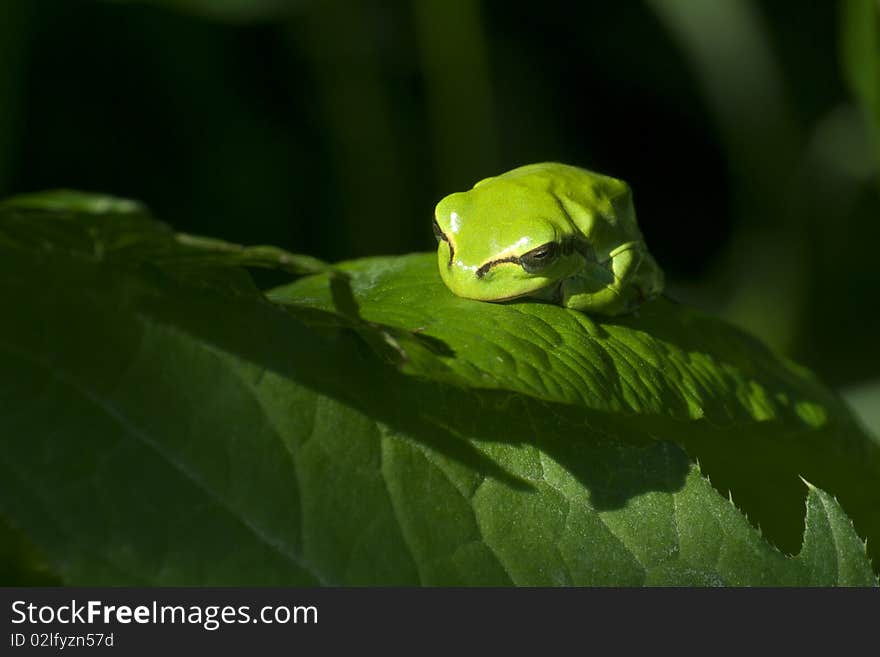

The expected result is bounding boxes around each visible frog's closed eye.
[519,242,560,273]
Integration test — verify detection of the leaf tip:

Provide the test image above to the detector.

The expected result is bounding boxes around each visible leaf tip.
[798,475,817,491]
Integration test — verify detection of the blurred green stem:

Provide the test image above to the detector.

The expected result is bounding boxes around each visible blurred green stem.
[840,0,880,185]
[292,1,409,256]
[648,0,807,354]
[413,0,498,191]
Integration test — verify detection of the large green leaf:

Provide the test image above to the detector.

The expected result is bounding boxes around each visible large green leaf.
[0,192,876,585]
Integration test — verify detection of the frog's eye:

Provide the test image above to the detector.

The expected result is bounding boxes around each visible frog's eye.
[519,242,560,273]
[432,218,448,243]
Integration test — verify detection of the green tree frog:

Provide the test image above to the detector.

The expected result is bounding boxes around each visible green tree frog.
[432,162,664,316]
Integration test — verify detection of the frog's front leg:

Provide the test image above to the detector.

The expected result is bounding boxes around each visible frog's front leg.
[561,241,664,315]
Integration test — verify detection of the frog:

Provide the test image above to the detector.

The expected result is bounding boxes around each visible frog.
[432,162,664,316]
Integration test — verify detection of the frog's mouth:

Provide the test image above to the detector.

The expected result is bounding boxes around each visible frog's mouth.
[475,255,521,279]
[491,280,563,304]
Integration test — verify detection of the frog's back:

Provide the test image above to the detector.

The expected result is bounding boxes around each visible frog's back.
[480,161,624,209]
[478,162,641,251]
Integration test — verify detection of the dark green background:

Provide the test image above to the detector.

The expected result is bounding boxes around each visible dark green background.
[1,0,878,401]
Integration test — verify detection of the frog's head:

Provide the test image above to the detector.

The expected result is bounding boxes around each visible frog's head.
[433,177,580,303]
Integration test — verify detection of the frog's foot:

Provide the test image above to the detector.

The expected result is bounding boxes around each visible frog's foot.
[493,280,563,305]
[526,280,564,304]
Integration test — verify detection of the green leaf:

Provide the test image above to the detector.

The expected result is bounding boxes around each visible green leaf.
[798,480,876,586]
[275,253,880,569]
[843,378,880,444]
[0,193,876,585]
